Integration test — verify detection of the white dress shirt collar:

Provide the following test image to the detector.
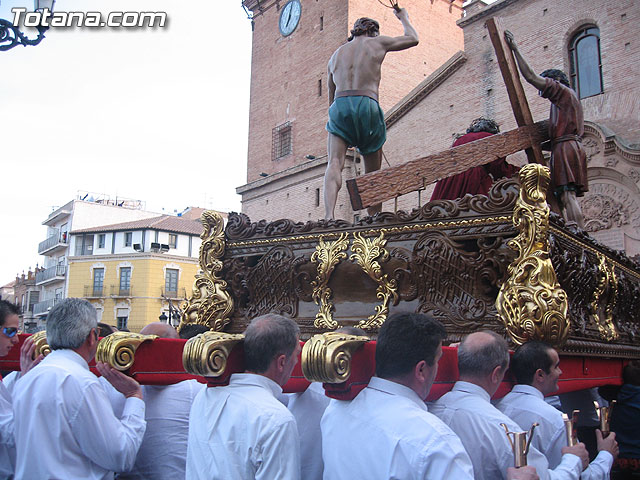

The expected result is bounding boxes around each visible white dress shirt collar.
[48,348,90,370]
[229,373,283,397]
[511,384,545,400]
[452,380,491,402]
[367,376,428,411]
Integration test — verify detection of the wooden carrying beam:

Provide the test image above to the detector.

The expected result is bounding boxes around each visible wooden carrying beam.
[347,120,549,211]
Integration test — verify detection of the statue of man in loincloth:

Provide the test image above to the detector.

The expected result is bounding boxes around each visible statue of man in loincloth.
[323,9,419,220]
[505,30,588,228]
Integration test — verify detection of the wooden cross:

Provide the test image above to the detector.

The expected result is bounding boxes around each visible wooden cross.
[346,17,548,212]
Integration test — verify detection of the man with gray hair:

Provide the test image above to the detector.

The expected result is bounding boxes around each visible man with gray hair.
[431,331,588,480]
[186,313,302,479]
[12,298,147,479]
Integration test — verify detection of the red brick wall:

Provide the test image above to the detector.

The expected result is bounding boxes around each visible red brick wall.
[245,0,464,186]
[246,0,348,183]
[242,0,640,226]
[348,0,465,111]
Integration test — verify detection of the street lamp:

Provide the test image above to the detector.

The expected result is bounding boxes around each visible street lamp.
[159,298,181,327]
[1,0,55,51]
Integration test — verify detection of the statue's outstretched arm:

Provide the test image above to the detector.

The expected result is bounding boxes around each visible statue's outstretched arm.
[505,30,546,91]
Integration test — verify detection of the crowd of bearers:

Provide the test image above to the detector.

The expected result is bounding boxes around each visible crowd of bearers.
[496,341,617,480]
[0,298,623,480]
[431,331,589,480]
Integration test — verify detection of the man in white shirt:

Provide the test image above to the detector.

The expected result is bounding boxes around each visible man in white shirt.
[12,298,147,479]
[321,312,475,479]
[287,326,364,480]
[108,321,205,480]
[496,341,618,479]
[186,313,302,480]
[431,331,588,480]
[287,381,330,480]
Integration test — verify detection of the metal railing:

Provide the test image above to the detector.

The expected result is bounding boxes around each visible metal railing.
[110,285,132,297]
[38,229,68,254]
[33,297,59,315]
[84,285,104,298]
[35,265,67,284]
[162,287,186,299]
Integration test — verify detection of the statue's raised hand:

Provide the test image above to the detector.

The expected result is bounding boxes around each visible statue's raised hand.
[504,30,518,51]
[394,7,409,21]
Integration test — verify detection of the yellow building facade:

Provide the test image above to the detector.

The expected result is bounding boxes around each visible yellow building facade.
[66,214,205,332]
[67,255,199,332]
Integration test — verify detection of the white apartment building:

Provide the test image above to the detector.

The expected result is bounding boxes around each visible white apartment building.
[33,194,159,321]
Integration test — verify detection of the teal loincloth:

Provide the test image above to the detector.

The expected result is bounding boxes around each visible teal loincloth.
[326,96,386,155]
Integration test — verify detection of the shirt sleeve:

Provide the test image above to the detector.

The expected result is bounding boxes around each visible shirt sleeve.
[580,451,613,480]
[421,440,475,479]
[69,381,146,473]
[545,423,569,468]
[256,416,301,480]
[0,385,14,449]
[528,446,582,480]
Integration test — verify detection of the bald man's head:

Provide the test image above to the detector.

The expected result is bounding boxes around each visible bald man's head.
[458,331,509,379]
[140,322,179,339]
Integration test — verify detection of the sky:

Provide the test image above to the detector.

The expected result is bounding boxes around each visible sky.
[0,0,252,284]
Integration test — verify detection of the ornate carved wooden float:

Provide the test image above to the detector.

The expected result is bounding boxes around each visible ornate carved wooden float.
[2,165,638,396]
[180,164,640,360]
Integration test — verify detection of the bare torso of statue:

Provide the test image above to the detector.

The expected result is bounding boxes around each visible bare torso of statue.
[323,10,419,220]
[328,36,386,99]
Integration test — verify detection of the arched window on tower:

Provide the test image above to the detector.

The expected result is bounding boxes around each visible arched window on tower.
[569,26,603,99]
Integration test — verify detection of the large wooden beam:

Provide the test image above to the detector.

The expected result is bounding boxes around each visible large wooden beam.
[346,120,549,211]
[485,17,546,165]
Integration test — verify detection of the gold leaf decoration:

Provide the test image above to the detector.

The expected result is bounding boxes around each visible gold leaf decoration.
[350,231,399,330]
[178,211,234,333]
[182,331,245,377]
[301,331,370,383]
[496,164,570,346]
[311,233,349,329]
[590,254,619,341]
[95,332,158,371]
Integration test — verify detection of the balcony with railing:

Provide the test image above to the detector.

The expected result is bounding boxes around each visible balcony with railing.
[33,297,59,316]
[84,285,104,298]
[161,287,186,299]
[35,265,67,285]
[110,285,133,297]
[38,229,69,255]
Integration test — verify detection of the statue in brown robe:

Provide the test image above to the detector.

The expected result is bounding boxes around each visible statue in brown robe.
[505,30,588,228]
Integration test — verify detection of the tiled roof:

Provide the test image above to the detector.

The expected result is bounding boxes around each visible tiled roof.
[71,215,203,235]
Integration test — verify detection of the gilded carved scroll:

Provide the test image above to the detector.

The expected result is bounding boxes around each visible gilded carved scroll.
[311,233,349,330]
[590,254,619,341]
[182,332,245,377]
[179,211,234,332]
[95,332,158,371]
[31,330,51,358]
[496,164,570,346]
[350,231,398,331]
[301,331,370,383]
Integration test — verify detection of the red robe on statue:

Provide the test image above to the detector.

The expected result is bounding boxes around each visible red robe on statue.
[430,131,519,201]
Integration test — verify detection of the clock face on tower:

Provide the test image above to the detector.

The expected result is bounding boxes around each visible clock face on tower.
[279,0,301,37]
